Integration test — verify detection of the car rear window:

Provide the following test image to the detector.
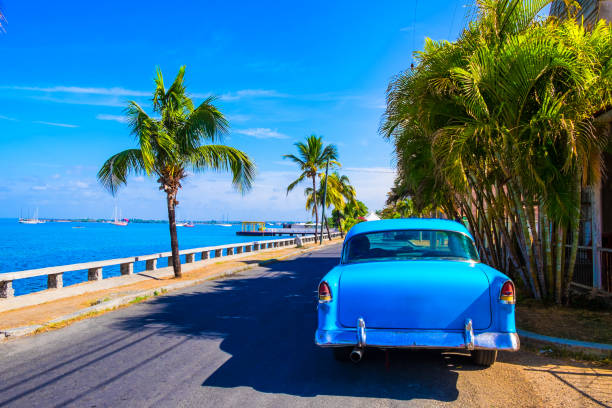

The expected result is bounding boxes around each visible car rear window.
[343,229,480,264]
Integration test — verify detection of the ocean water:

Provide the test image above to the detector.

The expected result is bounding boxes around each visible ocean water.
[0,219,280,296]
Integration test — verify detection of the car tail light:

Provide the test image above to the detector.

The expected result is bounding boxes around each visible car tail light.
[318,281,332,303]
[500,281,515,304]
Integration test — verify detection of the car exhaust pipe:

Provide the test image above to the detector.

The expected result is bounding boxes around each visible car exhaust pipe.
[350,347,364,363]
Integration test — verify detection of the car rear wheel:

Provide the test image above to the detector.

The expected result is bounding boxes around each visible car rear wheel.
[332,347,352,362]
[471,350,497,367]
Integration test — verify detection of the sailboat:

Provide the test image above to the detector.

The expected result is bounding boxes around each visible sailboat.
[19,208,45,224]
[110,206,128,226]
[218,213,232,227]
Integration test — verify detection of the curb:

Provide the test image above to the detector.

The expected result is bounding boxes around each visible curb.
[0,240,341,342]
[518,329,612,355]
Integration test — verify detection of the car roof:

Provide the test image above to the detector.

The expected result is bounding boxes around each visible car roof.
[344,218,473,241]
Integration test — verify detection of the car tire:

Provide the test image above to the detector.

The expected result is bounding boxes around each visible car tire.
[472,350,497,367]
[332,347,352,362]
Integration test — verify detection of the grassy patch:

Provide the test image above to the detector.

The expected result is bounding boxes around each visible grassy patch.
[521,341,612,367]
[129,294,152,304]
[33,310,110,335]
[88,297,111,306]
[516,299,612,344]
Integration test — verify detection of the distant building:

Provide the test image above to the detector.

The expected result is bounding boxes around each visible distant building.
[550,0,612,26]
[550,1,612,292]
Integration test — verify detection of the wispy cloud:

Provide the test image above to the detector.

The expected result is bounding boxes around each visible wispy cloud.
[226,113,251,123]
[343,167,396,174]
[0,115,17,121]
[96,114,128,123]
[234,128,289,139]
[6,85,149,97]
[33,121,79,128]
[31,95,127,107]
[220,89,287,101]
[400,25,414,32]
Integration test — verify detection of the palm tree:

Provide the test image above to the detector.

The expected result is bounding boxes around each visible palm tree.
[381,0,612,303]
[98,66,255,278]
[306,172,356,238]
[284,135,339,241]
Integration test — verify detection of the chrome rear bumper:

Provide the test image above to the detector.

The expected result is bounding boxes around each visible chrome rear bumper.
[315,328,520,351]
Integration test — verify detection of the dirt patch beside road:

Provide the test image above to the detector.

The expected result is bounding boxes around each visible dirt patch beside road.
[516,299,612,345]
[499,350,612,407]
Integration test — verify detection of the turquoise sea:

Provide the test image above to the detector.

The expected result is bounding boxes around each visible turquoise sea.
[0,219,279,296]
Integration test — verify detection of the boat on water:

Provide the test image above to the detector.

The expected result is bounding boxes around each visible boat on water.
[218,224,232,227]
[18,208,46,224]
[176,221,195,227]
[110,206,128,226]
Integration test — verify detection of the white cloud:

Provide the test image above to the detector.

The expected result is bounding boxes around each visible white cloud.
[343,167,395,174]
[220,89,287,101]
[400,25,414,32]
[32,95,127,107]
[226,113,251,123]
[33,121,79,128]
[75,181,89,188]
[233,128,289,139]
[96,114,128,123]
[0,115,16,121]
[6,85,149,97]
[31,185,49,191]
[51,174,61,179]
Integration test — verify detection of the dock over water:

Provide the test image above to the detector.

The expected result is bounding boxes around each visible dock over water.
[236,228,320,236]
[235,221,333,236]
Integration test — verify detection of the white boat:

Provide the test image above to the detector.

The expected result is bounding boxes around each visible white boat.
[176,221,195,227]
[218,224,232,227]
[19,208,45,224]
[110,206,128,226]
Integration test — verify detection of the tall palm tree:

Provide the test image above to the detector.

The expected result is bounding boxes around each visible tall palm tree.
[306,172,356,237]
[284,135,338,241]
[381,0,612,303]
[98,66,255,278]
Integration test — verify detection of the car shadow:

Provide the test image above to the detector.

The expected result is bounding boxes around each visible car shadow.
[113,253,466,402]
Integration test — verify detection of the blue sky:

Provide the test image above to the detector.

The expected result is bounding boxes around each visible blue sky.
[0,0,470,221]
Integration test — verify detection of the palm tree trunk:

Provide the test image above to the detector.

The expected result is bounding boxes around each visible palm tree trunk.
[564,171,582,304]
[166,192,182,278]
[312,175,319,243]
[554,224,564,304]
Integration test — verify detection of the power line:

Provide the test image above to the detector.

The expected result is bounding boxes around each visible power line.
[449,0,460,40]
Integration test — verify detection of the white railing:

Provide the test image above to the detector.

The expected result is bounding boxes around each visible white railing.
[0,232,342,299]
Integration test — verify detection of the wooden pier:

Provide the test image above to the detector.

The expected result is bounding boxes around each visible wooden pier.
[236,228,321,237]
[235,221,335,237]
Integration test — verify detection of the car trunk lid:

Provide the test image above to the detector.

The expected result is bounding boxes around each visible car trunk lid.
[337,261,491,330]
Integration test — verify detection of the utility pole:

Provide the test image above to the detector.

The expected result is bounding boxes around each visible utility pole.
[320,158,330,244]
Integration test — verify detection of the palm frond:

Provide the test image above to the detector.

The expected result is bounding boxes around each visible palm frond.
[97,149,146,195]
[286,172,307,193]
[190,145,256,193]
[179,97,229,152]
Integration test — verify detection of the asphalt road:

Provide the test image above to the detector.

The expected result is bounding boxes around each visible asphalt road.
[0,244,584,407]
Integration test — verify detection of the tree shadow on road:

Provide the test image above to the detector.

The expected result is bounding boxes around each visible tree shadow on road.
[113,252,470,402]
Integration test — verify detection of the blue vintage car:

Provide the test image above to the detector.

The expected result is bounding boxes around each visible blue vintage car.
[315,218,519,366]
